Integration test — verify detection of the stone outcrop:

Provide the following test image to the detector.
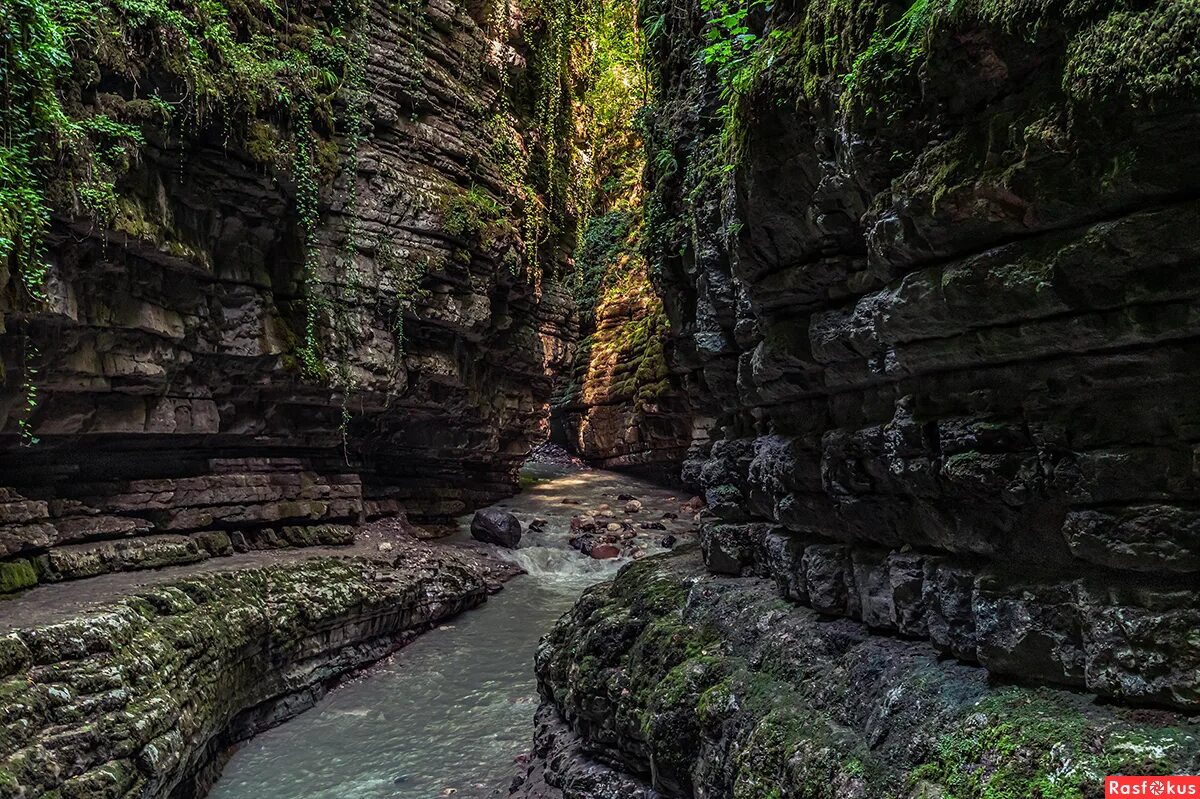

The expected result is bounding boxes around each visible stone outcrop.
[640,0,1200,709]
[0,546,499,799]
[527,551,1200,799]
[0,0,578,591]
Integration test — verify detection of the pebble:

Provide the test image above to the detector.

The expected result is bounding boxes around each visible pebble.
[377,542,394,553]
[623,500,643,513]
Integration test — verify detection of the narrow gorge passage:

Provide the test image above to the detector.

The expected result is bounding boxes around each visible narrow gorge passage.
[3,0,1200,796]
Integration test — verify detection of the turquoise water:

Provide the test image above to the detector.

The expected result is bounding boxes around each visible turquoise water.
[207,465,674,799]
[207,573,589,799]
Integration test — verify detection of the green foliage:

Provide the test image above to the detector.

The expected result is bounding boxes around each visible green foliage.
[574,210,637,313]
[442,185,512,252]
[910,690,1195,798]
[697,0,777,165]
[522,0,649,270]
[1,0,375,435]
[1064,1,1200,105]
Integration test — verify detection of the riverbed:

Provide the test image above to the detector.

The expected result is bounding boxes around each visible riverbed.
[208,465,695,799]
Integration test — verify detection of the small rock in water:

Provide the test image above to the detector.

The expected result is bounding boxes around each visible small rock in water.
[682,496,705,511]
[606,522,622,532]
[528,518,547,533]
[661,534,677,549]
[662,512,677,520]
[617,493,636,501]
[623,500,643,514]
[441,789,458,796]
[377,541,394,553]
[640,521,666,531]
[570,515,597,533]
[561,498,581,505]
[597,503,611,511]
[590,544,621,560]
[470,509,522,548]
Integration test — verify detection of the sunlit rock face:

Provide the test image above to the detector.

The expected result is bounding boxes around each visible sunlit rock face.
[551,245,693,473]
[0,0,578,586]
[641,0,1200,709]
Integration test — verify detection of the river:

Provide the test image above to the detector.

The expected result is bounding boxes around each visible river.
[208,464,691,799]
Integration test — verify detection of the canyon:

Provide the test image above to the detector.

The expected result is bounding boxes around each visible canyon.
[2,0,1199,797]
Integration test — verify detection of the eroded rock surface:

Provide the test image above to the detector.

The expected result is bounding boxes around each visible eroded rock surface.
[0,0,578,592]
[525,552,1200,799]
[642,0,1200,708]
[0,543,503,799]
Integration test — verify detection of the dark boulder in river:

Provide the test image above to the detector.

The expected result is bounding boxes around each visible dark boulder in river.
[471,509,522,549]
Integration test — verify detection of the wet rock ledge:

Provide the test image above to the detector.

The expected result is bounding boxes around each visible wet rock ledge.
[518,551,1200,799]
[0,547,502,799]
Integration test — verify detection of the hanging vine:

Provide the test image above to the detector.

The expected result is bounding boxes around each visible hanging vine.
[0,0,379,440]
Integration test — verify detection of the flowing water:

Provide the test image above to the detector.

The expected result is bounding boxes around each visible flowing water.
[208,465,694,799]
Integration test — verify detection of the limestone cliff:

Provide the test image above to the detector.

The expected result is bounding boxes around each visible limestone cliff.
[642,0,1200,708]
[521,1,1200,796]
[541,0,693,473]
[0,0,577,590]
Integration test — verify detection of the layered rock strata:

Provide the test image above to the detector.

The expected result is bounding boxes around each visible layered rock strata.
[527,551,1200,799]
[0,547,499,799]
[551,263,692,473]
[643,0,1200,708]
[0,0,577,591]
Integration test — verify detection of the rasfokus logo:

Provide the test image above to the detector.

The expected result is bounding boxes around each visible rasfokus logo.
[1107,776,1200,796]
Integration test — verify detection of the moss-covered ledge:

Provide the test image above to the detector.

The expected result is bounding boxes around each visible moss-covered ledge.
[534,550,1200,799]
[0,551,492,799]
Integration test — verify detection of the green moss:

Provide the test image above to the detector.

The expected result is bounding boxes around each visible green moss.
[1064,2,1200,105]
[910,689,1195,799]
[0,560,38,594]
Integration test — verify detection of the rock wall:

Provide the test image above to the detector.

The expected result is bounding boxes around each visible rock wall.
[0,0,578,591]
[0,548,496,799]
[550,235,692,473]
[642,0,1200,709]
[525,552,1199,799]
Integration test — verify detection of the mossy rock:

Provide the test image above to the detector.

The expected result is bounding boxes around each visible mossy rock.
[0,560,38,595]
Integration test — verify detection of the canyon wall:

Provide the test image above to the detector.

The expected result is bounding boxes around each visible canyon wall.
[525,1,1200,795]
[550,211,693,473]
[644,0,1200,709]
[0,0,577,591]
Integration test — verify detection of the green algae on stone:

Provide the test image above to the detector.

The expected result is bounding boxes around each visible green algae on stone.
[0,560,38,595]
[536,552,1200,799]
[0,553,489,798]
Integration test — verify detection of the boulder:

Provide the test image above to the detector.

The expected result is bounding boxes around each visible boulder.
[470,509,522,548]
[590,544,621,560]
